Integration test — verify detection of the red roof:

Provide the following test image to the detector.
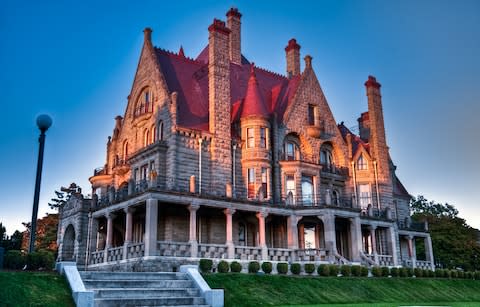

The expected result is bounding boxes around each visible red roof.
[155,46,301,131]
[240,65,270,118]
[338,122,370,155]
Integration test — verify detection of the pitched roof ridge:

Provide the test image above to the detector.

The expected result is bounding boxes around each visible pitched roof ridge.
[254,65,287,80]
[155,47,202,64]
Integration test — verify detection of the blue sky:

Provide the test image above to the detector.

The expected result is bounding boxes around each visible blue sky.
[1,0,479,234]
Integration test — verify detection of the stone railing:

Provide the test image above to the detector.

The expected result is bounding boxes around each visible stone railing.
[415,260,432,269]
[378,254,393,266]
[197,243,227,259]
[107,246,123,262]
[268,248,293,262]
[127,242,145,259]
[297,248,327,262]
[90,250,104,264]
[157,241,191,257]
[234,246,262,261]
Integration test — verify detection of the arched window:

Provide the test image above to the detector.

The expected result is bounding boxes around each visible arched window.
[144,129,150,146]
[283,134,300,161]
[357,154,368,170]
[158,121,164,141]
[332,190,340,206]
[152,126,157,143]
[123,141,129,160]
[135,87,153,117]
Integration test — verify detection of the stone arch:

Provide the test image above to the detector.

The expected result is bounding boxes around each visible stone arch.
[320,140,345,167]
[62,224,76,261]
[283,132,314,161]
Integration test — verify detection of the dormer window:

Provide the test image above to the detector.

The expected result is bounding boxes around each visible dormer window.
[135,88,153,117]
[357,154,368,170]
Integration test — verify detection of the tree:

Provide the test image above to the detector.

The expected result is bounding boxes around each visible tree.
[22,213,59,253]
[0,223,24,251]
[410,195,480,271]
[48,183,82,210]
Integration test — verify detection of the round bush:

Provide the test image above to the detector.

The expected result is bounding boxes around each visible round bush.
[230,261,242,273]
[445,269,452,278]
[26,250,54,270]
[457,271,465,279]
[317,264,329,276]
[399,267,408,277]
[390,267,399,277]
[277,262,288,274]
[465,271,473,279]
[450,270,458,278]
[435,269,444,278]
[427,270,435,278]
[304,263,315,275]
[474,271,480,280]
[290,263,301,275]
[248,261,260,273]
[4,250,26,270]
[340,265,351,277]
[217,260,229,273]
[361,266,369,277]
[329,265,339,276]
[381,267,390,277]
[351,265,362,277]
[199,259,213,273]
[371,267,382,277]
[414,268,423,278]
[261,262,272,274]
[407,268,414,277]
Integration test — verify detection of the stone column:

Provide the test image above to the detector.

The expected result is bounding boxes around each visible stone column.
[287,215,300,261]
[425,235,435,270]
[407,235,416,268]
[224,208,236,259]
[189,204,200,258]
[104,212,115,263]
[349,217,362,262]
[256,211,269,260]
[320,213,336,262]
[369,226,379,264]
[123,207,135,260]
[388,226,398,266]
[145,199,158,257]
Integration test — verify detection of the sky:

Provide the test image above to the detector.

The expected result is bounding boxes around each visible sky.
[1,0,479,235]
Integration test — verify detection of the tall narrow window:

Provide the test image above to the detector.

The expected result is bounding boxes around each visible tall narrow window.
[285,142,297,160]
[260,127,266,148]
[358,184,371,210]
[135,88,153,117]
[123,141,129,160]
[247,128,254,148]
[261,167,268,198]
[247,168,255,199]
[308,105,315,125]
[158,121,164,141]
[286,175,295,204]
[357,154,368,170]
[144,129,150,146]
[152,126,157,142]
[238,222,246,246]
[301,175,314,206]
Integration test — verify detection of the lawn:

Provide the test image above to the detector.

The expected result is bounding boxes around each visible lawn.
[204,273,480,307]
[0,271,75,307]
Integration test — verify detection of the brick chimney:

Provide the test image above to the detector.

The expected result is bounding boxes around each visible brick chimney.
[143,27,153,47]
[285,38,301,77]
[226,7,242,64]
[357,112,370,141]
[208,19,232,195]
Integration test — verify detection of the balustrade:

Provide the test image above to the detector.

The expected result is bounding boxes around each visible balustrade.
[267,248,293,262]
[127,242,145,259]
[197,243,227,259]
[157,241,191,257]
[297,248,327,261]
[234,246,262,261]
[107,246,124,262]
[90,250,105,264]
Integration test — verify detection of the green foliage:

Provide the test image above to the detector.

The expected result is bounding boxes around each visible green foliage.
[276,262,288,274]
[340,265,351,277]
[445,269,452,278]
[457,270,465,279]
[414,268,423,277]
[26,250,54,270]
[0,223,23,251]
[4,250,26,270]
[450,270,458,278]
[465,271,473,279]
[372,267,382,277]
[318,264,329,276]
[407,268,414,277]
[329,265,339,276]
[381,266,390,277]
[351,265,362,277]
[217,260,229,273]
[230,261,242,273]
[261,262,272,274]
[475,271,480,280]
[435,269,445,278]
[199,259,213,273]
[304,263,315,274]
[361,266,369,277]
[427,269,435,278]
[248,261,260,274]
[290,263,301,275]
[390,267,399,277]
[399,267,408,277]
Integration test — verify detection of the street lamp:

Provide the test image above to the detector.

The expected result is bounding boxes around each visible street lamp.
[29,114,52,253]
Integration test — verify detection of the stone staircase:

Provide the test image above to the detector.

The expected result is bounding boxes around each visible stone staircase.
[79,271,210,307]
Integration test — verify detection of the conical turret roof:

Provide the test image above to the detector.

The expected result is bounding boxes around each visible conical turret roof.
[240,64,269,119]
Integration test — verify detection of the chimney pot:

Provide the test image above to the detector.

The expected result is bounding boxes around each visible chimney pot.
[143,27,152,43]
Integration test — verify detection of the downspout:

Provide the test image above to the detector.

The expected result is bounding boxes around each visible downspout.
[351,161,358,207]
[198,138,203,194]
[373,160,381,210]
[84,211,92,270]
[232,143,237,196]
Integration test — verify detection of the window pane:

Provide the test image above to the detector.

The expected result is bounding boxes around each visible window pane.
[260,128,266,148]
[247,128,254,148]
[304,226,316,249]
[301,176,313,205]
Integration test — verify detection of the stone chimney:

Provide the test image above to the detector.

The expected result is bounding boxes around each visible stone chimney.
[208,18,232,196]
[285,38,301,77]
[226,7,242,65]
[143,27,153,47]
[357,112,370,141]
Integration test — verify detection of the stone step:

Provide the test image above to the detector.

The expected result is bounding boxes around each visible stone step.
[94,288,199,299]
[83,279,194,289]
[94,296,207,307]
[79,271,186,281]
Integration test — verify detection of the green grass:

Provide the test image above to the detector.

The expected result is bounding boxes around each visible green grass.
[204,273,480,307]
[0,271,75,307]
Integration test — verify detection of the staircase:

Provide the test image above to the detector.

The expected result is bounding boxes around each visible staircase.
[79,271,209,307]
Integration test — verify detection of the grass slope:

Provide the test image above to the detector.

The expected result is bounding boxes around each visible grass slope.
[0,271,75,307]
[204,274,480,307]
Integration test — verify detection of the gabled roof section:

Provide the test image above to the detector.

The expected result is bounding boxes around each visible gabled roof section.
[393,175,411,199]
[338,122,370,156]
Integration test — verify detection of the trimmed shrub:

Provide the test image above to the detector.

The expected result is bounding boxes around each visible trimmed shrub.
[427,270,435,278]
[217,260,229,273]
[407,268,414,277]
[340,265,351,277]
[414,268,423,278]
[26,250,54,270]
[390,267,399,277]
[290,263,301,275]
[248,261,260,273]
[457,271,465,279]
[360,266,369,277]
[435,269,444,278]
[277,262,288,274]
[304,263,315,275]
[317,264,329,276]
[474,271,480,280]
[199,259,213,273]
[381,267,390,277]
[371,267,382,277]
[465,271,473,279]
[445,269,452,278]
[450,270,458,278]
[329,265,339,276]
[230,261,242,273]
[261,262,272,274]
[399,267,408,278]
[4,250,26,270]
[351,265,362,277]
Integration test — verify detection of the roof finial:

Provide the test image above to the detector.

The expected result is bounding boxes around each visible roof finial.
[179,46,185,57]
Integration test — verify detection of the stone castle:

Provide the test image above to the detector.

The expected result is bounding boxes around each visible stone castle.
[57,8,433,272]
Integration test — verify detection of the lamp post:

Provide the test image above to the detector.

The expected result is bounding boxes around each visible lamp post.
[29,114,52,253]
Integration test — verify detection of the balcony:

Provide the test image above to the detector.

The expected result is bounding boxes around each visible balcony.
[320,163,349,176]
